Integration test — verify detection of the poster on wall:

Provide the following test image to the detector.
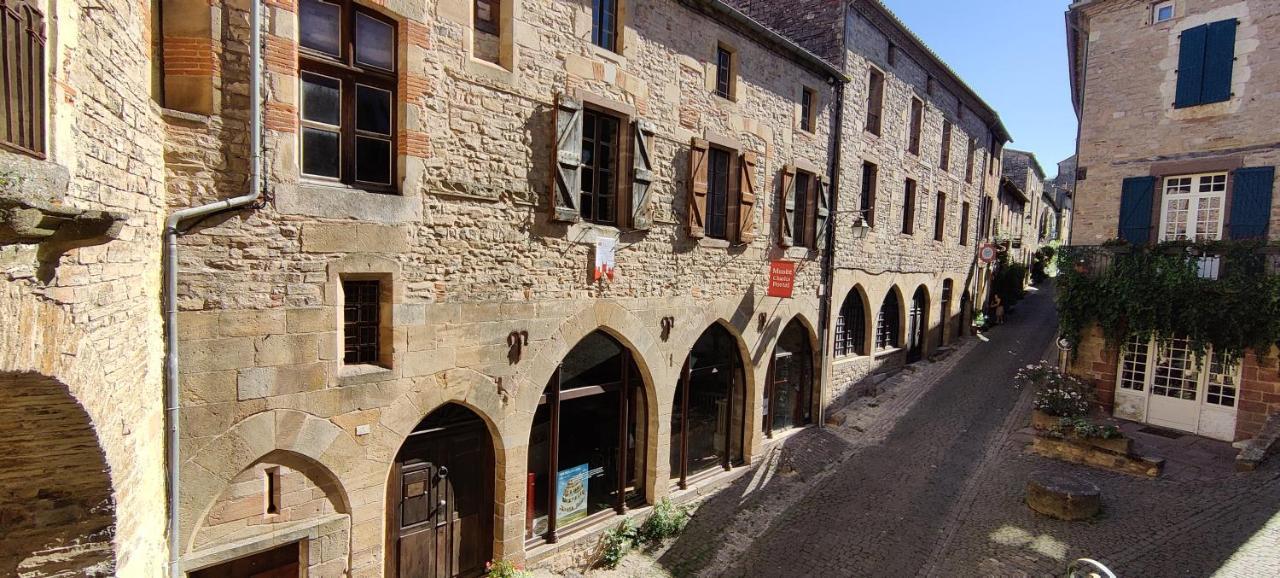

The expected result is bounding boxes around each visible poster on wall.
[767,260,796,298]
[594,237,617,282]
[555,463,589,525]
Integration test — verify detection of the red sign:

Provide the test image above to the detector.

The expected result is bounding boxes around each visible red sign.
[767,260,796,298]
[978,243,999,264]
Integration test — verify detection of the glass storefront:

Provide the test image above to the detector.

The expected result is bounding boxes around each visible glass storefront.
[764,319,814,437]
[670,325,745,487]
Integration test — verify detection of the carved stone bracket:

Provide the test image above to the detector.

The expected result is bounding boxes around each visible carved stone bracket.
[0,197,127,255]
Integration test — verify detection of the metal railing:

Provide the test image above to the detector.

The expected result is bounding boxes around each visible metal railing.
[1060,243,1280,279]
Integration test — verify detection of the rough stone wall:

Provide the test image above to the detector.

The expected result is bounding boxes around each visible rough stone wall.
[1072,0,1280,244]
[727,0,846,63]
[172,0,836,574]
[0,0,169,574]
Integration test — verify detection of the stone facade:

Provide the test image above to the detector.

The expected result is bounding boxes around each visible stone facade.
[169,0,842,575]
[730,0,1012,401]
[0,0,169,575]
[1001,149,1050,267]
[1066,0,1280,441]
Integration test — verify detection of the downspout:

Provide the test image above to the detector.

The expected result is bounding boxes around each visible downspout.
[817,76,845,427]
[165,1,264,576]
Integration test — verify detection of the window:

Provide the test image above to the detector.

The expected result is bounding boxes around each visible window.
[264,467,281,515]
[0,0,45,156]
[960,201,971,245]
[706,147,731,239]
[1174,19,1237,108]
[592,0,618,52]
[934,192,946,242]
[475,0,499,34]
[908,98,923,155]
[835,293,866,357]
[715,45,734,99]
[965,140,976,183]
[939,120,952,170]
[580,108,622,225]
[299,0,397,191]
[793,170,813,248]
[1120,336,1240,406]
[1152,1,1174,24]
[1159,172,1227,241]
[860,162,878,227]
[875,294,900,351]
[800,87,816,132]
[343,279,381,364]
[902,179,917,235]
[866,68,884,135]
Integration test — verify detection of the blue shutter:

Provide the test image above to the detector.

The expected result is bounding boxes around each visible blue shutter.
[1201,19,1238,104]
[1119,176,1156,245]
[1175,25,1207,108]
[1229,167,1274,239]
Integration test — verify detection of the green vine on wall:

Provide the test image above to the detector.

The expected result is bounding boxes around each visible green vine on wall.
[1056,240,1280,363]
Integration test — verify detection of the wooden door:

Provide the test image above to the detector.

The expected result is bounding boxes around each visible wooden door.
[394,424,492,578]
[190,542,299,578]
[907,294,925,362]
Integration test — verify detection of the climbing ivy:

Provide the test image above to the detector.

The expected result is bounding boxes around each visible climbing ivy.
[1056,240,1280,363]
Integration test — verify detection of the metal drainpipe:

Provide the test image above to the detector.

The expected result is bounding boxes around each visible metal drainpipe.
[165,1,264,576]
[817,77,845,427]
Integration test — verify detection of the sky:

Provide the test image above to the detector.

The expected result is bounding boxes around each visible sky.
[881,0,1078,178]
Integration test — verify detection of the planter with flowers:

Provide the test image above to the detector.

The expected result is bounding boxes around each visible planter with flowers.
[1016,362,1092,429]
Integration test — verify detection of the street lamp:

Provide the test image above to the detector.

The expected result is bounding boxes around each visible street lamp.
[851,215,870,240]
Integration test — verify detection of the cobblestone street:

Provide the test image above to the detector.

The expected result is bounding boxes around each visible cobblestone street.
[591,283,1280,577]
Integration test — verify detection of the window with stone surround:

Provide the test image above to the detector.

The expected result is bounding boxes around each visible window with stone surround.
[342,279,381,365]
[965,139,976,183]
[793,169,815,248]
[298,0,397,192]
[934,191,946,242]
[715,44,736,100]
[474,0,498,34]
[800,86,816,133]
[939,120,952,171]
[705,146,732,240]
[592,0,619,52]
[0,0,46,157]
[580,107,622,225]
[865,68,884,135]
[907,97,923,155]
[835,292,866,357]
[902,178,917,235]
[860,161,878,227]
[1152,1,1174,24]
[960,201,971,246]
[875,293,900,351]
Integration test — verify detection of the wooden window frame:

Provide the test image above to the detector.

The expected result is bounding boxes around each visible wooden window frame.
[0,0,46,158]
[592,0,620,53]
[714,43,736,101]
[800,86,817,133]
[907,97,924,156]
[939,120,952,171]
[298,0,398,193]
[794,168,818,248]
[860,161,877,227]
[342,278,382,365]
[1157,172,1228,242]
[865,68,884,136]
[834,293,866,357]
[965,139,976,183]
[902,179,917,235]
[705,145,733,240]
[579,106,625,226]
[959,201,971,246]
[934,191,946,242]
[875,294,900,352]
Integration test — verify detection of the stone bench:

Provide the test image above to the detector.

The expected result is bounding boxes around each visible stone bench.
[1026,471,1101,521]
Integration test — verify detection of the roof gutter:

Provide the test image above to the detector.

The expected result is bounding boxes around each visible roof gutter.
[164,1,264,576]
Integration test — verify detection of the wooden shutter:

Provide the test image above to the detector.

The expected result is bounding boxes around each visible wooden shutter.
[630,119,656,230]
[814,174,831,248]
[1118,176,1156,245]
[687,138,709,239]
[780,164,797,247]
[552,94,583,222]
[1201,19,1238,104]
[1229,166,1274,240]
[1174,25,1208,108]
[737,151,759,243]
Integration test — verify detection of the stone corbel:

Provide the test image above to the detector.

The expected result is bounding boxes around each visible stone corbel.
[0,197,127,257]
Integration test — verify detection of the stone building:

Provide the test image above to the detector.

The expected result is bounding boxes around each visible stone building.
[165,0,844,575]
[1065,0,1280,441]
[0,0,168,575]
[730,0,1012,399]
[1046,155,1076,244]
[1001,148,1050,267]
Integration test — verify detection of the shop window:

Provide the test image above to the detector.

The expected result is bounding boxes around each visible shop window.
[934,192,946,242]
[671,325,745,487]
[764,320,814,436]
[342,279,381,365]
[834,292,866,357]
[299,0,397,192]
[939,120,952,171]
[592,0,618,52]
[860,161,878,226]
[865,68,883,135]
[800,86,816,132]
[526,332,646,543]
[580,108,622,225]
[715,44,735,100]
[1159,172,1226,241]
[0,0,46,157]
[907,97,923,155]
[705,147,731,239]
[875,293,900,351]
[902,179,917,235]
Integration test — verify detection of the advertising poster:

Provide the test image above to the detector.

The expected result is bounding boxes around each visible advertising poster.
[594,237,617,281]
[555,463,589,525]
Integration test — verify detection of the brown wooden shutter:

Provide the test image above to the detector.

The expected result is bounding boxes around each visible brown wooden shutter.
[630,119,656,230]
[688,138,709,239]
[551,93,583,222]
[815,174,830,248]
[780,164,797,247]
[737,152,759,243]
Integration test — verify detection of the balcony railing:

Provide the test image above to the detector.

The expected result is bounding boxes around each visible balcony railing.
[1061,242,1280,280]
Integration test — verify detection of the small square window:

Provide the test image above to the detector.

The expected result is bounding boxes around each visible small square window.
[1153,1,1174,23]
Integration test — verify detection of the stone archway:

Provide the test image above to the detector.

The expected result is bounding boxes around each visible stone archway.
[0,371,115,577]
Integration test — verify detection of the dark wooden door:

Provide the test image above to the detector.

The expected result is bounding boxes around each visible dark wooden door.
[394,424,491,578]
[907,294,925,362]
[190,542,299,578]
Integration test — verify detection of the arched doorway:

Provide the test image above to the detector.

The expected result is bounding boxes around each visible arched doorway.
[526,331,647,544]
[671,324,746,488]
[764,319,815,437]
[958,290,971,340]
[0,372,115,578]
[907,287,928,362]
[388,404,494,578]
[940,280,954,346]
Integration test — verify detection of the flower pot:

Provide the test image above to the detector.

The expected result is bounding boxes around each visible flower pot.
[1030,409,1060,431]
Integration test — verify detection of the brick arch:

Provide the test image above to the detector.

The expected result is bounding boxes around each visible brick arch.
[0,291,128,577]
[181,409,361,553]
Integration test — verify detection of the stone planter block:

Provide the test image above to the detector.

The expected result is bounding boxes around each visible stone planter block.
[1030,410,1060,430]
[1026,471,1101,521]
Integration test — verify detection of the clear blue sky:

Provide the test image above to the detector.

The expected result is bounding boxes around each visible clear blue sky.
[881,0,1078,177]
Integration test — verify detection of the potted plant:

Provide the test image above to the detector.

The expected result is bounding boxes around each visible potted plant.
[1015,363,1091,428]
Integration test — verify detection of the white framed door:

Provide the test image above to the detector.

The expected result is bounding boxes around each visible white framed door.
[1113,336,1239,441]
